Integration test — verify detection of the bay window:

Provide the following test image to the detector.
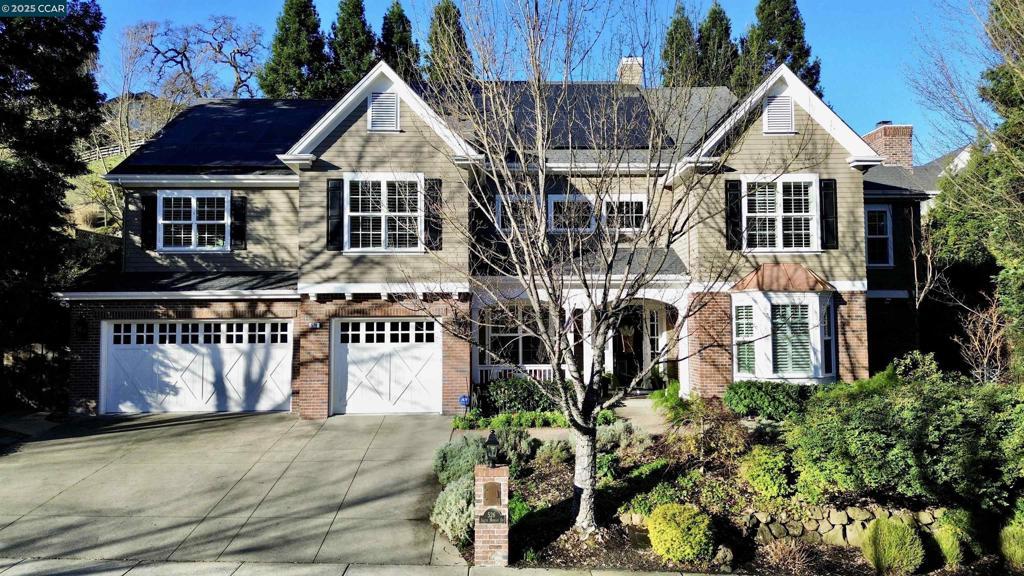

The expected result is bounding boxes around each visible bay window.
[156,190,230,251]
[742,175,818,251]
[344,173,423,252]
[731,292,835,382]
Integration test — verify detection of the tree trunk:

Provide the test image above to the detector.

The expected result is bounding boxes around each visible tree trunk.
[572,426,597,530]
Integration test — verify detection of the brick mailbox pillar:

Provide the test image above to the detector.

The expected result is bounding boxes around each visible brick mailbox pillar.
[474,464,509,566]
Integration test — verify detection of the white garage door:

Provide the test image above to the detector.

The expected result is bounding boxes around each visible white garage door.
[331,319,442,414]
[101,320,293,414]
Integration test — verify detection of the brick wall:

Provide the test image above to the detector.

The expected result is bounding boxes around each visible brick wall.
[67,300,299,414]
[295,296,470,419]
[837,291,870,382]
[862,124,913,168]
[686,292,733,397]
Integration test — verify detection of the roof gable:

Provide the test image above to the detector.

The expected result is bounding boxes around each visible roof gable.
[280,61,479,168]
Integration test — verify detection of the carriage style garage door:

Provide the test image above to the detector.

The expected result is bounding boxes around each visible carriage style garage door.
[331,318,442,414]
[101,320,293,414]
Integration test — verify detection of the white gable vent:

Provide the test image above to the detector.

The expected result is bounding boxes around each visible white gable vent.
[763,95,794,133]
[368,92,400,131]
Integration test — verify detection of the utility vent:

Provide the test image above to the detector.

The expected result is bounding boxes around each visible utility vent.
[763,95,794,134]
[368,92,400,131]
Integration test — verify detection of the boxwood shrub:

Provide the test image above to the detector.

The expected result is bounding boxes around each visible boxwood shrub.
[647,503,715,563]
[739,445,793,500]
[723,380,804,421]
[478,377,557,414]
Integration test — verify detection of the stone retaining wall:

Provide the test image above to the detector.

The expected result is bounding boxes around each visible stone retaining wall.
[741,505,947,548]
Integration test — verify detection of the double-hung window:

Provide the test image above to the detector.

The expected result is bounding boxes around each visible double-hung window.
[771,304,811,374]
[496,195,539,232]
[734,305,755,375]
[480,305,547,366]
[743,176,818,251]
[548,195,595,233]
[345,174,423,252]
[605,198,646,232]
[156,190,230,251]
[865,205,893,267]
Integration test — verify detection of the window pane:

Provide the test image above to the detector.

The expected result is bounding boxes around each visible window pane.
[351,181,382,213]
[197,224,226,248]
[350,215,383,248]
[162,223,191,247]
[867,237,891,265]
[737,341,755,373]
[607,200,645,230]
[387,181,419,213]
[746,182,776,214]
[163,197,190,221]
[552,199,594,230]
[867,210,889,236]
[521,335,547,364]
[772,304,810,373]
[746,216,776,248]
[500,198,537,230]
[197,196,225,221]
[782,182,811,214]
[782,216,812,249]
[386,215,419,248]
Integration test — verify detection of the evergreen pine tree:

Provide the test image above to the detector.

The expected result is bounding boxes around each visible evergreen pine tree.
[730,0,822,96]
[695,1,738,86]
[258,0,330,98]
[729,24,768,96]
[661,4,698,87]
[426,0,472,84]
[379,0,422,83]
[324,0,378,96]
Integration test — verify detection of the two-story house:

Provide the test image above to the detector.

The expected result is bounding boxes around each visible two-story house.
[60,61,892,419]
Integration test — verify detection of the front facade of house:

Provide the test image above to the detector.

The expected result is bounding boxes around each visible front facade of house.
[62,61,921,419]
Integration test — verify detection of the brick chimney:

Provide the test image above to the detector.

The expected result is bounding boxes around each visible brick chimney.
[862,120,913,168]
[617,56,644,86]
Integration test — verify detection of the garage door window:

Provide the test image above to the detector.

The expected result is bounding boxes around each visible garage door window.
[111,321,290,346]
[337,320,435,345]
[226,323,245,344]
[113,323,131,345]
[135,323,155,345]
[158,323,177,344]
[182,323,201,343]
[270,322,289,343]
[415,321,435,343]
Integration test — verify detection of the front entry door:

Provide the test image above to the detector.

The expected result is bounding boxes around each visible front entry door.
[613,306,645,389]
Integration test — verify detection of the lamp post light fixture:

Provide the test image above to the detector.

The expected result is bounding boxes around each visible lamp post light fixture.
[485,429,500,468]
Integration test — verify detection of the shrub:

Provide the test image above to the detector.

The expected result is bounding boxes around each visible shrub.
[495,427,535,476]
[677,398,748,463]
[861,517,925,576]
[430,473,474,545]
[508,494,532,525]
[535,439,573,466]
[739,446,793,500]
[723,380,803,421]
[675,469,749,516]
[762,538,812,576]
[626,458,669,481]
[647,503,715,563]
[930,509,976,568]
[433,436,487,486]
[619,480,683,517]
[597,452,620,483]
[597,420,636,452]
[787,360,1024,510]
[650,380,690,424]
[1002,522,1024,571]
[596,409,618,425]
[479,377,556,415]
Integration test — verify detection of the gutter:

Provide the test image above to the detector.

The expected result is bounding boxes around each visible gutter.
[103,174,300,188]
[55,290,302,301]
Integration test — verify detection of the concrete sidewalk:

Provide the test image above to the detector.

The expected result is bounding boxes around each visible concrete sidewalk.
[0,559,709,575]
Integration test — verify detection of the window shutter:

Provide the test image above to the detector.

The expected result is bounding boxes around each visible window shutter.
[763,95,794,133]
[230,195,247,250]
[141,194,157,250]
[425,178,443,251]
[368,92,399,131]
[327,179,344,251]
[725,179,742,250]
[819,178,838,250]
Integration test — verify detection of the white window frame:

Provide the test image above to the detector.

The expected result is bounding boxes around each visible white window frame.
[496,194,541,232]
[367,91,400,132]
[763,95,795,134]
[156,190,231,253]
[733,304,756,378]
[478,304,547,367]
[865,204,894,268]
[343,172,425,253]
[603,194,648,234]
[740,174,820,253]
[730,291,836,383]
[547,194,597,233]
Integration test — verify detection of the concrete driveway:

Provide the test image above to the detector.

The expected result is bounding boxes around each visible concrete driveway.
[0,413,461,566]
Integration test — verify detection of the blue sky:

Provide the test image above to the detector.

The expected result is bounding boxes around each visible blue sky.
[94,0,985,162]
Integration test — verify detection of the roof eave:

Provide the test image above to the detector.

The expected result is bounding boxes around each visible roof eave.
[102,173,300,188]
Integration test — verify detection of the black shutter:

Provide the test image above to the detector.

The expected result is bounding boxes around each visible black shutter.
[230,195,247,250]
[725,179,742,250]
[327,179,344,251]
[140,194,157,250]
[425,178,443,250]
[820,178,838,250]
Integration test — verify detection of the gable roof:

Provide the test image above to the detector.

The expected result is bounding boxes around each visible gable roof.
[107,99,335,176]
[863,146,969,198]
[663,64,883,187]
[281,61,479,166]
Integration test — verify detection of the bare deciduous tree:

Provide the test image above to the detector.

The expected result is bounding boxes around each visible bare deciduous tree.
[953,293,1010,382]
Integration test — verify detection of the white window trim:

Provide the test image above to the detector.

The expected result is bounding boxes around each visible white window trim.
[763,94,796,134]
[730,291,836,383]
[547,194,597,233]
[603,194,649,234]
[156,189,231,253]
[496,194,540,232]
[343,172,425,253]
[732,304,756,378]
[865,204,895,268]
[478,304,545,367]
[740,173,821,254]
[366,91,400,132]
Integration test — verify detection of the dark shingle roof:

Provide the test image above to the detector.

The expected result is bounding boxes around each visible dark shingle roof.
[66,271,298,293]
[109,100,335,175]
[863,148,965,197]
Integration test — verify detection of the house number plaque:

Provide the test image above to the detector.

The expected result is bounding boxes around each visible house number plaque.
[480,507,506,524]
